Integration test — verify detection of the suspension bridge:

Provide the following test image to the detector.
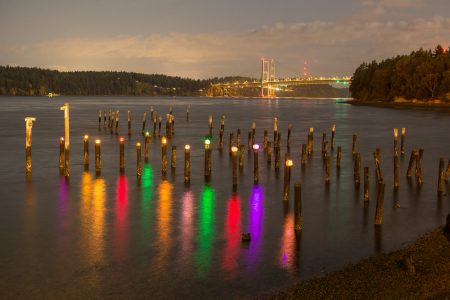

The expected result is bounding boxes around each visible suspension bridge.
[210,58,352,98]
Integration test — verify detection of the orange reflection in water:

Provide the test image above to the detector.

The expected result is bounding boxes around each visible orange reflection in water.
[80,172,106,265]
[154,180,173,270]
[279,213,296,272]
[222,194,241,277]
[180,190,194,266]
[114,175,129,261]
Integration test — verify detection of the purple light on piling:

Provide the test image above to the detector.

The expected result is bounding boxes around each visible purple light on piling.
[252,144,259,150]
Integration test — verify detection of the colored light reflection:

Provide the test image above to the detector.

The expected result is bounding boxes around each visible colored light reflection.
[141,164,154,237]
[196,185,215,278]
[155,180,173,270]
[279,213,296,272]
[114,175,129,261]
[80,173,106,266]
[180,190,194,267]
[246,185,264,269]
[222,194,241,277]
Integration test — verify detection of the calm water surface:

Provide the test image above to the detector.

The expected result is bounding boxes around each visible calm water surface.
[0,97,449,299]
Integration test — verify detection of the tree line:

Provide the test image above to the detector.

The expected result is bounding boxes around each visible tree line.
[0,65,251,97]
[350,45,450,102]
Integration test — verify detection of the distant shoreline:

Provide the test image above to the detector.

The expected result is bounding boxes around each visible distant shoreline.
[347,99,450,110]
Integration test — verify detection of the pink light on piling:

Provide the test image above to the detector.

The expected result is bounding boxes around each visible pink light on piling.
[60,137,64,142]
[252,144,259,150]
[119,137,125,143]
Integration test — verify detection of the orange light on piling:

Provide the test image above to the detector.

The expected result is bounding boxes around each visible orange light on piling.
[119,137,125,143]
[84,134,89,141]
[231,146,238,153]
[286,159,293,167]
[95,139,101,145]
[162,137,167,145]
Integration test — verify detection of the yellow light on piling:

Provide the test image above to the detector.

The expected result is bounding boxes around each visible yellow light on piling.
[162,137,167,145]
[136,142,141,147]
[286,159,293,167]
[95,139,101,145]
[231,146,238,153]
[185,144,190,150]
[145,131,150,137]
[84,134,89,140]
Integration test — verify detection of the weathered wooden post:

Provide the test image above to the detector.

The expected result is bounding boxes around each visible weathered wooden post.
[283,159,293,200]
[161,136,167,176]
[438,158,445,195]
[231,146,238,191]
[150,106,154,125]
[119,137,125,174]
[325,155,331,183]
[294,183,302,231]
[25,117,36,175]
[374,182,385,225]
[393,128,398,157]
[239,145,245,170]
[204,138,212,181]
[253,144,260,184]
[115,110,119,135]
[446,159,450,181]
[374,148,383,183]
[219,115,225,150]
[144,132,150,162]
[354,153,361,185]
[415,149,424,185]
[352,133,357,157]
[83,135,89,171]
[165,114,170,138]
[400,128,406,155]
[171,146,176,170]
[186,105,190,122]
[153,113,157,137]
[394,153,399,189]
[307,128,314,156]
[406,149,416,178]
[364,166,369,201]
[331,124,336,150]
[275,144,280,171]
[108,109,111,128]
[128,110,131,136]
[141,112,147,133]
[323,140,328,161]
[287,124,292,153]
[136,142,142,178]
[98,110,101,129]
[336,146,342,170]
[247,131,252,151]
[95,139,101,177]
[301,144,306,165]
[267,141,272,165]
[59,137,65,173]
[60,103,70,177]
[322,132,327,158]
[251,122,256,146]
[110,111,115,134]
[184,145,190,184]
[208,114,213,138]
[103,110,107,128]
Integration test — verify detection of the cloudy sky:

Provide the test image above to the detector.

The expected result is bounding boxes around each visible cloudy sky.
[0,0,449,78]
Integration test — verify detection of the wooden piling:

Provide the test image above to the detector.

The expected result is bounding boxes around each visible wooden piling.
[354,153,361,185]
[115,110,119,134]
[331,124,335,150]
[136,142,142,178]
[283,159,293,200]
[229,132,234,154]
[144,132,150,162]
[301,144,306,165]
[83,135,89,170]
[336,146,342,170]
[119,137,125,174]
[287,124,292,152]
[267,142,272,165]
[352,133,357,156]
[208,115,213,138]
[406,149,416,178]
[322,132,326,157]
[374,148,383,183]
[374,182,385,225]
[237,129,241,147]
[401,128,406,155]
[415,149,424,185]
[239,145,245,170]
[394,153,399,189]
[103,110,107,128]
[307,128,314,156]
[393,128,398,156]
[25,117,35,175]
[273,117,278,143]
[275,145,280,170]
[161,136,167,176]
[446,159,450,182]
[247,131,252,151]
[171,146,176,170]
[364,166,369,201]
[294,183,302,231]
[98,110,101,128]
[253,144,260,184]
[263,130,268,149]
[251,122,256,146]
[219,115,225,150]
[204,138,212,181]
[158,116,162,137]
[186,105,190,122]
[60,103,70,177]
[184,145,190,184]
[110,111,115,134]
[59,137,65,172]
[95,139,101,177]
[153,113,157,137]
[232,146,238,190]
[108,109,111,128]
[150,106,154,125]
[325,155,331,183]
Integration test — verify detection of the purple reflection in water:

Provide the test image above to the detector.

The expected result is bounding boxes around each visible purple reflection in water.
[246,185,264,269]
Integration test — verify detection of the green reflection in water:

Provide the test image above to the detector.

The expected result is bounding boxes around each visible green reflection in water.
[141,164,154,238]
[196,184,215,278]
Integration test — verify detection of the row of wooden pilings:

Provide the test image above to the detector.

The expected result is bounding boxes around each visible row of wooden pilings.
[24,104,450,230]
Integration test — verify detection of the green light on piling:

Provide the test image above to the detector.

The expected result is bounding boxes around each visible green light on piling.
[204,138,211,145]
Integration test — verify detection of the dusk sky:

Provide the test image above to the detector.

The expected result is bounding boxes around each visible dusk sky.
[1,0,449,78]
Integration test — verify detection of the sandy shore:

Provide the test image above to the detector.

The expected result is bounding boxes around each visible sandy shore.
[347,99,450,111]
[267,227,450,299]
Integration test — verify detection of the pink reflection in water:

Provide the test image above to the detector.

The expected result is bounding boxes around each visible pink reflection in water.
[180,190,194,266]
[114,175,129,261]
[279,213,296,271]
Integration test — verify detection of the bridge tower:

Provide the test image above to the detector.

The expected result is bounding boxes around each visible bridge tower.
[261,58,276,97]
